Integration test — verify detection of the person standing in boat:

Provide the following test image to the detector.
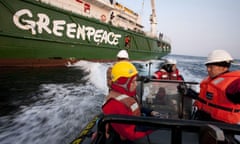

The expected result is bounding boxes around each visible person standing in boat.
[187,50,240,124]
[153,59,183,80]
[102,61,157,143]
[106,49,129,91]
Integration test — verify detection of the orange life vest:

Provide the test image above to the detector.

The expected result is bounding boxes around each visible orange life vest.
[194,70,240,124]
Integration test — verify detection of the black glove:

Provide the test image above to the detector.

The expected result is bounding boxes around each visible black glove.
[186,88,199,99]
[177,84,199,99]
[177,83,188,95]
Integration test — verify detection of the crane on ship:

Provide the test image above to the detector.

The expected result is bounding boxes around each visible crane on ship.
[142,0,158,38]
[150,0,157,38]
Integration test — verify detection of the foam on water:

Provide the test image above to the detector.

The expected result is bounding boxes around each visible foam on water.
[0,82,104,144]
[71,60,112,95]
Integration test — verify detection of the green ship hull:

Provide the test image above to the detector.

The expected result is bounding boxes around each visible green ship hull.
[0,0,171,67]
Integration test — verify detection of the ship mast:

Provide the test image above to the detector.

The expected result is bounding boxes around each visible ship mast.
[150,0,157,37]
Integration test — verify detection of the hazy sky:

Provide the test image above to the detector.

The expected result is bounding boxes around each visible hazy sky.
[117,0,240,59]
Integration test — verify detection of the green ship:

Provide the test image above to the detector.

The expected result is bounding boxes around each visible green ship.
[0,0,171,67]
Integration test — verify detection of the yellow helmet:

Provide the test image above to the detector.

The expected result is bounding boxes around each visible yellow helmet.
[111,61,138,82]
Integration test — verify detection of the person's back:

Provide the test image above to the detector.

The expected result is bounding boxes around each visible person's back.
[102,61,153,143]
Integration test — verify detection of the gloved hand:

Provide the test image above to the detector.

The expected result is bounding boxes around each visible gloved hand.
[177,84,199,99]
[177,83,188,95]
[186,88,199,99]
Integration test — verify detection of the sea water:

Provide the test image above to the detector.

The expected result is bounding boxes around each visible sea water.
[0,54,239,144]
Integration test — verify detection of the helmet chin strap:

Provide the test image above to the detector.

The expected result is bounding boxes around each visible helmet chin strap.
[113,77,131,92]
[111,76,137,97]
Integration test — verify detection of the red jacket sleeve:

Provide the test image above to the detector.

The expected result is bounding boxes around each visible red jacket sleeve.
[102,99,152,141]
[153,71,162,79]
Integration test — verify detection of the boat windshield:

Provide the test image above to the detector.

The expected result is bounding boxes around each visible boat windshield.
[137,79,193,119]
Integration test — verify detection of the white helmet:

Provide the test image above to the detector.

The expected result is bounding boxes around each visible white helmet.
[165,59,177,65]
[205,49,233,64]
[117,50,129,59]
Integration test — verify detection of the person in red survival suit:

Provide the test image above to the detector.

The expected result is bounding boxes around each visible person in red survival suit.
[181,50,240,124]
[102,61,159,144]
[124,35,131,48]
[153,59,183,80]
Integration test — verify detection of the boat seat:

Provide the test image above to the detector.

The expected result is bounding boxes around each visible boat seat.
[135,129,199,144]
[199,124,226,144]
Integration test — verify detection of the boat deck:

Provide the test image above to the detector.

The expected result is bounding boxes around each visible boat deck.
[95,115,240,144]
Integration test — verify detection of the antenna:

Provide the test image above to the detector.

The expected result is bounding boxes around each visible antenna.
[140,0,145,15]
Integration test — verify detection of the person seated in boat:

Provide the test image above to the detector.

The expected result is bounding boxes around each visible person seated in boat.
[153,59,183,80]
[187,50,240,124]
[177,50,240,124]
[152,87,179,117]
[147,87,168,110]
[154,87,167,105]
[102,61,159,143]
[106,49,129,91]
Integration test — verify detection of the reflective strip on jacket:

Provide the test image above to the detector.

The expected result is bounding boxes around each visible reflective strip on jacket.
[194,71,240,124]
[102,94,151,141]
[154,69,182,80]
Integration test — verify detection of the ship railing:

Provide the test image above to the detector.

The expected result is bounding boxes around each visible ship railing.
[41,0,115,23]
[159,33,171,44]
[40,0,84,15]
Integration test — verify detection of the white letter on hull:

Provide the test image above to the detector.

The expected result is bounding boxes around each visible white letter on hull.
[13,9,123,46]
[101,31,108,44]
[13,9,37,35]
[107,32,115,45]
[67,23,77,39]
[85,27,95,41]
[36,13,52,34]
[94,29,104,43]
[76,24,86,40]
[113,34,122,45]
[53,20,66,37]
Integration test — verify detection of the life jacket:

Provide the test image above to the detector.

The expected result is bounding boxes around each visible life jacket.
[194,70,240,124]
[153,69,182,80]
[102,93,141,141]
[103,93,141,116]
